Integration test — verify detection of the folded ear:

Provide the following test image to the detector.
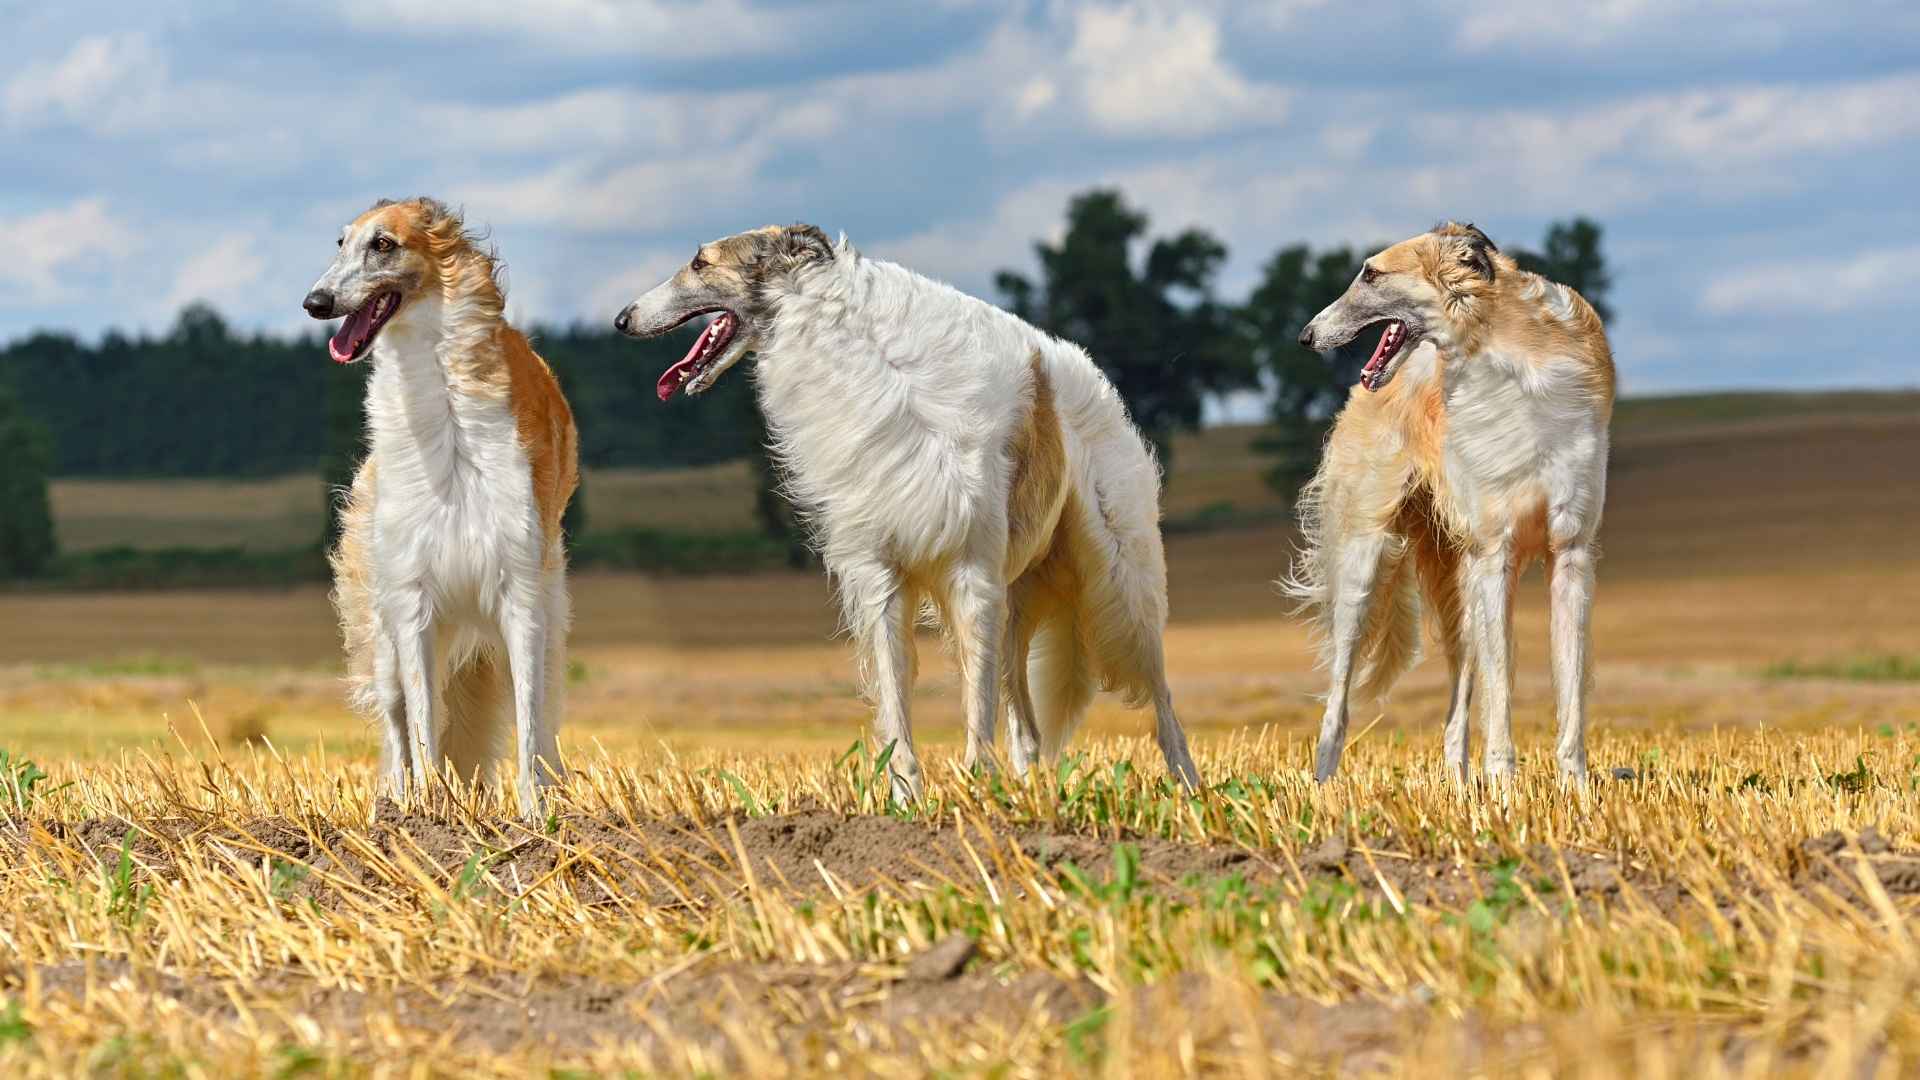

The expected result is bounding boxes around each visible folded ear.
[779,223,834,266]
[1444,222,1498,281]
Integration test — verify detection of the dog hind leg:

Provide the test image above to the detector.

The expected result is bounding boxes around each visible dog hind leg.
[1413,533,1472,782]
[1464,544,1518,782]
[1002,578,1050,777]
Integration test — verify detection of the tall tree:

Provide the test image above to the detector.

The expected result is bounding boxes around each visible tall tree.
[996,189,1256,472]
[1241,244,1369,493]
[320,345,371,550]
[0,380,57,578]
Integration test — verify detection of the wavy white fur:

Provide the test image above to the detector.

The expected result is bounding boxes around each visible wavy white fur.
[316,199,577,816]
[742,240,1200,797]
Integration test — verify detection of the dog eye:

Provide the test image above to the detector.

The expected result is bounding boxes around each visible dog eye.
[690,253,708,271]
[336,237,344,248]
[372,236,396,253]
[1361,265,1382,284]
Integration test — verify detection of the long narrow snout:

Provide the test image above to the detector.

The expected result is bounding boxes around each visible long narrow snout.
[1298,300,1369,353]
[613,281,700,340]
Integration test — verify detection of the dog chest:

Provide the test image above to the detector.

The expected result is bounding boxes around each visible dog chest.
[1442,351,1607,534]
[367,391,542,617]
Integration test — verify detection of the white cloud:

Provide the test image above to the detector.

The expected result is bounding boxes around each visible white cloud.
[1394,73,1920,214]
[2,33,167,131]
[0,199,137,303]
[1455,0,1810,51]
[1701,245,1920,316]
[1458,0,1662,49]
[337,0,796,57]
[1046,2,1291,137]
[451,142,777,231]
[168,234,268,309]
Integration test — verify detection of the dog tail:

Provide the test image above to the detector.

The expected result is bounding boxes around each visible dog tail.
[1351,557,1422,703]
[1281,467,1422,703]
[328,462,381,718]
[1278,468,1331,619]
[441,647,512,783]
[1028,614,1095,760]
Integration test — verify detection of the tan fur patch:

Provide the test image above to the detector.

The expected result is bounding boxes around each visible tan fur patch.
[327,458,380,713]
[1005,351,1071,579]
[501,327,580,551]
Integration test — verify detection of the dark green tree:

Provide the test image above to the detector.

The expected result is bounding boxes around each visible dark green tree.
[0,380,57,578]
[540,346,588,544]
[1240,244,1368,493]
[995,189,1257,473]
[320,351,370,550]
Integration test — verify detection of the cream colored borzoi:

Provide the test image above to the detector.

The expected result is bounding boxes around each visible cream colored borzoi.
[305,198,579,815]
[613,225,1199,798]
[1289,223,1614,784]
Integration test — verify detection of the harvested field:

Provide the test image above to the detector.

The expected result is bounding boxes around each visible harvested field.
[5,728,1920,1075]
[2,397,1919,1075]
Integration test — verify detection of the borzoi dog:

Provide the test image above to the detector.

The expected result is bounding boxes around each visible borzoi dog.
[304,197,579,814]
[612,225,1199,798]
[1288,222,1614,784]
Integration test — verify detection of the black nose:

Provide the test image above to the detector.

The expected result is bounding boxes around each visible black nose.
[303,289,335,319]
[1297,324,1316,349]
[613,307,632,334]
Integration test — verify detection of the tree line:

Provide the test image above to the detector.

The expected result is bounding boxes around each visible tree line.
[0,193,1610,580]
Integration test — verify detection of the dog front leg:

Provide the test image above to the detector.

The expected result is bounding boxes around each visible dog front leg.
[503,599,552,819]
[1464,545,1517,782]
[1547,542,1595,783]
[1315,533,1387,782]
[388,599,442,797]
[1441,650,1474,784]
[844,561,923,802]
[372,629,410,800]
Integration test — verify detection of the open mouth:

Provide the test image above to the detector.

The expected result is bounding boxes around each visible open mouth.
[328,292,401,364]
[656,310,739,402]
[1359,319,1410,392]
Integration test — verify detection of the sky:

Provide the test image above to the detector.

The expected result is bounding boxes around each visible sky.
[3,0,1917,395]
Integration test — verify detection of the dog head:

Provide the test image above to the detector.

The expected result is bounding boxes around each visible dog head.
[303,198,482,363]
[613,223,835,401]
[1298,222,1502,392]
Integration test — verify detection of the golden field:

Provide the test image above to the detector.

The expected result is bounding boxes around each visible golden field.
[1,394,1918,1076]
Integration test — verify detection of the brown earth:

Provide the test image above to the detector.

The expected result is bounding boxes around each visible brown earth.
[22,798,1920,929]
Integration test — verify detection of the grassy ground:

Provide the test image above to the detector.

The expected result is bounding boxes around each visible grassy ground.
[2,393,1918,1075]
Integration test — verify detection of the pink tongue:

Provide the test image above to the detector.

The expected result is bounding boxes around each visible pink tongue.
[655,337,705,402]
[329,305,377,364]
[1361,326,1392,378]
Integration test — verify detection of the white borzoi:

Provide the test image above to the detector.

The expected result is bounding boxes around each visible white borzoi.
[305,197,579,815]
[1288,222,1615,784]
[613,224,1199,798]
